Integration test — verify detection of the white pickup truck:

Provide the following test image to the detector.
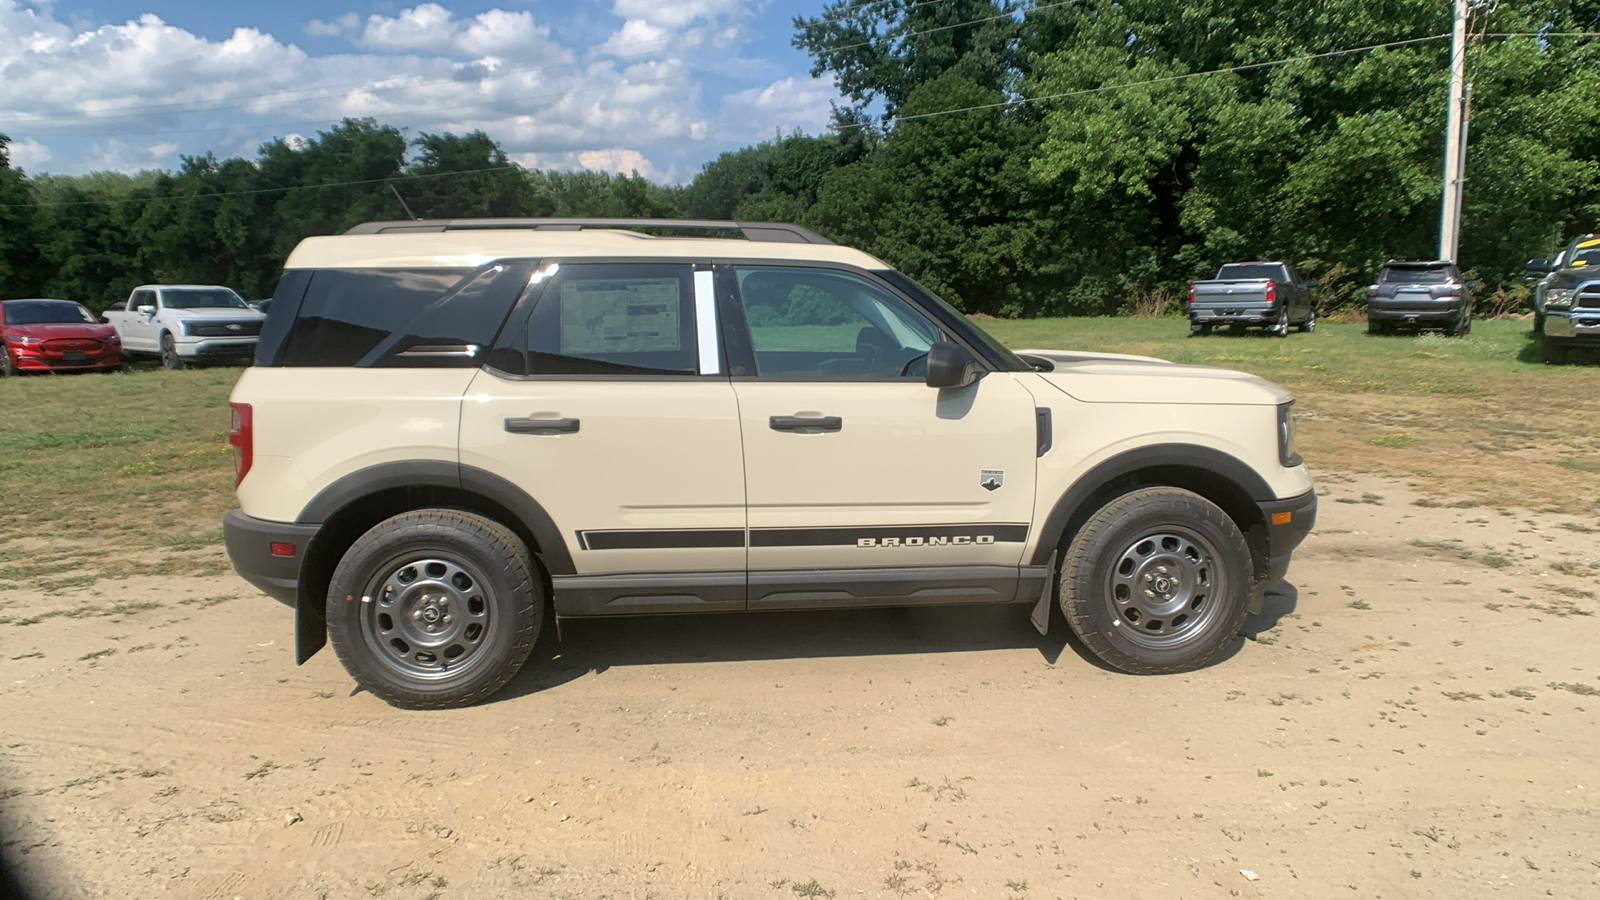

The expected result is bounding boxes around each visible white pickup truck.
[102,284,266,369]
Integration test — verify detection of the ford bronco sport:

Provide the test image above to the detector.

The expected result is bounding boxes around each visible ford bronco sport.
[223,218,1316,709]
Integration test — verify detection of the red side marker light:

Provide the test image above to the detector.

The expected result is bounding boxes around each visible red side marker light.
[1270,511,1293,526]
[270,542,296,557]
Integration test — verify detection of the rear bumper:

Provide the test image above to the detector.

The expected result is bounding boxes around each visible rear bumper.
[223,509,320,607]
[1252,490,1317,607]
[1191,304,1276,326]
[1367,303,1463,324]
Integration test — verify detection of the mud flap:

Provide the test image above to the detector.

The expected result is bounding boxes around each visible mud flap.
[1029,551,1057,637]
[295,597,327,664]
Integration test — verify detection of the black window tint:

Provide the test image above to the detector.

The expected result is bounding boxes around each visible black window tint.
[1216,264,1286,281]
[1380,266,1452,284]
[503,264,698,376]
[281,265,528,367]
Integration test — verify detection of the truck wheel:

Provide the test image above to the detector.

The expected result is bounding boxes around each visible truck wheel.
[1269,309,1289,337]
[1297,309,1316,333]
[326,510,543,709]
[1193,323,1213,337]
[1541,338,1569,365]
[1059,487,1252,674]
[160,333,186,370]
[1533,311,1544,334]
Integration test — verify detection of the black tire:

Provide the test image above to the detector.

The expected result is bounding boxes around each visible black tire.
[160,333,185,370]
[326,509,543,709]
[1297,308,1316,333]
[1541,338,1569,365]
[1449,311,1471,337]
[1367,320,1387,336]
[1269,308,1289,337]
[0,344,12,377]
[1192,323,1213,337]
[1059,487,1252,675]
[1533,311,1544,334]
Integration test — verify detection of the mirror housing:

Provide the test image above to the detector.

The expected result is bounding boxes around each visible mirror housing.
[925,341,983,389]
[1525,258,1552,275]
[136,304,156,317]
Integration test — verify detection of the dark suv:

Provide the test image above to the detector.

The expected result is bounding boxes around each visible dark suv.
[1366,261,1473,336]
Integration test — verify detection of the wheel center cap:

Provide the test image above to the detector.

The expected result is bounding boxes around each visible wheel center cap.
[421,607,441,623]
[1154,576,1173,594]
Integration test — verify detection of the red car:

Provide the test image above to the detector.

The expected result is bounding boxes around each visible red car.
[0,298,124,376]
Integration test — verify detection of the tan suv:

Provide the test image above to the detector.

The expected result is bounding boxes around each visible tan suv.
[223,218,1316,709]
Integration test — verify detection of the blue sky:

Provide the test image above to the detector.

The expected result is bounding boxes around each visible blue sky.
[0,1,842,181]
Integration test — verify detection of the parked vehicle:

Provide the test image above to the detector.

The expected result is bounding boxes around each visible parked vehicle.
[1366,261,1473,336]
[101,285,265,369]
[1187,262,1316,336]
[223,217,1317,709]
[1526,235,1600,363]
[0,298,123,376]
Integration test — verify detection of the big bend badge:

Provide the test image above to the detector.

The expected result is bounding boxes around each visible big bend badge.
[980,469,1004,492]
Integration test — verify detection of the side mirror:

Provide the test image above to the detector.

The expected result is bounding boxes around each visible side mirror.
[97,315,109,324]
[1525,259,1552,274]
[136,305,155,317]
[925,341,983,389]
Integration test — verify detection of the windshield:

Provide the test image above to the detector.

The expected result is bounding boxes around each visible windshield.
[1216,264,1285,281]
[162,288,249,310]
[876,271,1030,372]
[3,300,95,325]
[1565,243,1600,269]
[1380,266,1452,285]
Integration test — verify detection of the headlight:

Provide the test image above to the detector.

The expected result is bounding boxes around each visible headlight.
[1277,401,1300,467]
[6,333,40,344]
[1547,288,1575,311]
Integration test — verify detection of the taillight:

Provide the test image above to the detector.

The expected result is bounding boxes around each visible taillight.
[1368,285,1380,297]
[1265,281,1276,304]
[228,402,252,488]
[1187,284,1196,305]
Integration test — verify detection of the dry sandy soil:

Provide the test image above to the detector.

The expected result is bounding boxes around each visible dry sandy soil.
[2,472,1598,900]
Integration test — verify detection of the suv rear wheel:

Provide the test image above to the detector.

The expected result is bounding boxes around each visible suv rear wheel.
[326,509,543,709]
[1059,487,1252,674]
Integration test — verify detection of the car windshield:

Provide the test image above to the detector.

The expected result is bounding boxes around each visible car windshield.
[1216,264,1284,281]
[1380,266,1452,285]
[3,300,95,325]
[1565,244,1600,268]
[162,288,249,309]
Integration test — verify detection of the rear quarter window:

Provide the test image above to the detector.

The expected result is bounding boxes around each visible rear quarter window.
[276,264,532,367]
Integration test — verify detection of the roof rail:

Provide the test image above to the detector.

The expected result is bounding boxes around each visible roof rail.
[344,218,833,245]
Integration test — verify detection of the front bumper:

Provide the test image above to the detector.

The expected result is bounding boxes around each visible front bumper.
[223,509,320,607]
[1544,311,1600,344]
[10,345,121,371]
[1251,490,1317,608]
[178,337,258,360]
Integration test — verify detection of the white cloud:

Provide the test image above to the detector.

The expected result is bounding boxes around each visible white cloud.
[718,76,837,140]
[597,0,749,58]
[5,137,50,169]
[305,13,358,38]
[0,1,847,177]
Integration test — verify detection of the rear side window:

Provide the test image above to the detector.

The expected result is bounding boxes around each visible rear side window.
[489,263,700,376]
[279,264,530,367]
[1216,264,1286,281]
[1380,266,1452,284]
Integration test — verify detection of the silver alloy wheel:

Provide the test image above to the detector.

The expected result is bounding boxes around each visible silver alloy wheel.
[1272,308,1289,336]
[1106,528,1228,650]
[361,556,497,681]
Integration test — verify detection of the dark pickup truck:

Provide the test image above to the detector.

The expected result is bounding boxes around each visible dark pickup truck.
[1188,262,1316,336]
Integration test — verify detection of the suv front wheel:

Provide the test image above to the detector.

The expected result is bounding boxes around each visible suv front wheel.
[1059,487,1252,674]
[326,509,543,709]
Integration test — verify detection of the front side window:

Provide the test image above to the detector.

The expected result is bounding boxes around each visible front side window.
[493,263,701,376]
[732,266,941,378]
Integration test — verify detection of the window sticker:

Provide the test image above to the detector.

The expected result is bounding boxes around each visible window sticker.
[1577,239,1600,249]
[559,278,682,354]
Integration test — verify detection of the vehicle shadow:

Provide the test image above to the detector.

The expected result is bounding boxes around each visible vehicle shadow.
[1516,329,1600,365]
[495,581,1303,702]
[498,603,1074,701]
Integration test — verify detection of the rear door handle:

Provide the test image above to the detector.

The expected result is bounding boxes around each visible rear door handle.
[769,415,842,433]
[505,417,580,435]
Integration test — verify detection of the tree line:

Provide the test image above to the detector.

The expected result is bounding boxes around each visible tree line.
[3,0,1600,316]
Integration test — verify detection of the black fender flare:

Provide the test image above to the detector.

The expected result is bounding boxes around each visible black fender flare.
[1029,443,1275,566]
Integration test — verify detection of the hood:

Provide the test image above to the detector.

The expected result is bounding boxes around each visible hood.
[164,307,265,320]
[1016,348,1292,406]
[3,322,119,340]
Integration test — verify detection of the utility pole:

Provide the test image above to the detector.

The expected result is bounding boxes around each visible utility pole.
[1438,0,1469,263]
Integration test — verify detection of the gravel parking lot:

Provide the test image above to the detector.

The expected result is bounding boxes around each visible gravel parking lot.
[3,472,1598,899]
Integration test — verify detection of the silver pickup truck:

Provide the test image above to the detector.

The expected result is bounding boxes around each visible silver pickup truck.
[1187,262,1316,337]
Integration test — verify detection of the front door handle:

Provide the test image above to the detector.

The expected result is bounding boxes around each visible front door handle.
[769,415,842,433]
[505,417,580,435]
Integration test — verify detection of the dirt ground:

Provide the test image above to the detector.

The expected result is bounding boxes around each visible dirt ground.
[2,472,1598,900]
